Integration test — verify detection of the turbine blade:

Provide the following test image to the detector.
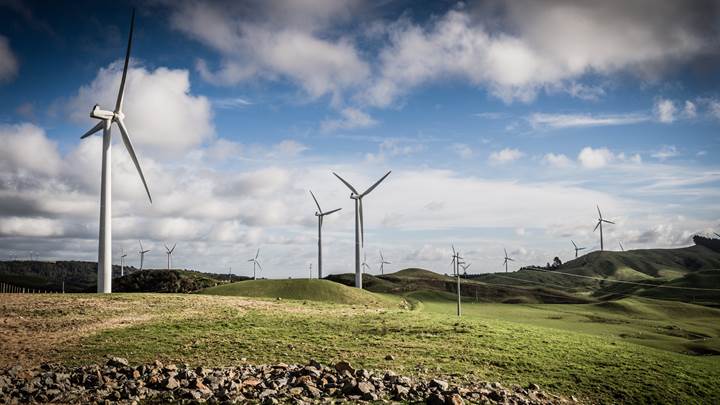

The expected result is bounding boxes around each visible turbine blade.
[504,248,508,257]
[571,240,577,248]
[80,121,104,139]
[115,8,135,113]
[256,249,260,259]
[597,205,602,219]
[171,243,176,253]
[324,207,342,216]
[332,172,358,194]
[164,244,169,252]
[256,262,262,270]
[593,221,600,232]
[508,258,514,261]
[139,240,143,250]
[116,118,152,203]
[452,244,456,255]
[309,190,322,212]
[361,170,391,197]
[603,220,615,224]
[359,198,364,247]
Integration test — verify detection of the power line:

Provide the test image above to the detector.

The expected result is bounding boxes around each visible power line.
[525,268,720,292]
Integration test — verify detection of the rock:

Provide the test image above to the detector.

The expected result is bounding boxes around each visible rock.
[306,385,322,398]
[394,384,410,399]
[334,361,355,375]
[243,377,263,387]
[165,377,180,390]
[445,393,464,405]
[427,392,445,405]
[430,379,449,391]
[289,387,304,396]
[107,357,129,368]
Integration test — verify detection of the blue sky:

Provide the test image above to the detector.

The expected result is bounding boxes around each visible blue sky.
[0,0,719,277]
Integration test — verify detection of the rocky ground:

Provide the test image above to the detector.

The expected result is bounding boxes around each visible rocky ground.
[0,357,577,404]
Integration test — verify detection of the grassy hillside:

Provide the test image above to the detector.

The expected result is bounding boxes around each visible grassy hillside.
[201,279,400,306]
[13,293,715,404]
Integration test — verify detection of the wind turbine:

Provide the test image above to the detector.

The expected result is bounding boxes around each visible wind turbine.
[120,248,127,277]
[450,245,462,316]
[361,253,371,274]
[309,190,341,280]
[503,248,514,273]
[571,240,586,259]
[80,9,151,293]
[248,249,262,280]
[378,250,391,275]
[333,170,391,289]
[594,205,615,251]
[308,263,313,279]
[619,241,625,252]
[164,243,176,269]
[138,240,150,270]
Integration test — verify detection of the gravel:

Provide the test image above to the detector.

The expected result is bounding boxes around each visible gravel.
[0,357,577,404]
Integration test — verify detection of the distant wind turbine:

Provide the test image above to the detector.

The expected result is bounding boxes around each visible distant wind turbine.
[164,243,176,269]
[378,250,391,275]
[361,253,371,274]
[503,248,514,273]
[120,248,127,277]
[571,240,586,259]
[309,190,341,279]
[460,262,471,276]
[333,170,391,289]
[248,249,262,280]
[138,240,150,270]
[308,263,313,279]
[80,9,152,293]
[594,205,615,251]
[451,245,462,316]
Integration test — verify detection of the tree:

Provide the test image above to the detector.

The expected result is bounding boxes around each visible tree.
[552,257,562,268]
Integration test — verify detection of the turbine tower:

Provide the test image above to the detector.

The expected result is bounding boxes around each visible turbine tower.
[594,205,615,251]
[378,250,391,275]
[80,9,152,293]
[503,248,514,273]
[120,248,127,277]
[164,243,176,269]
[248,249,262,280]
[450,245,462,316]
[571,240,586,258]
[333,170,391,289]
[309,190,341,280]
[138,240,150,271]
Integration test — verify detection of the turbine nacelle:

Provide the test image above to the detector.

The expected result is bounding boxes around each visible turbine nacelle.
[90,105,114,120]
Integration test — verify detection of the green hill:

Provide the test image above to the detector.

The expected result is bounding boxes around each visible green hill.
[200,279,398,306]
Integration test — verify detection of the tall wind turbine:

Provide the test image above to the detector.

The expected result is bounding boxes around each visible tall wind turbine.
[503,248,514,273]
[80,9,151,293]
[571,240,586,259]
[164,243,176,269]
[594,205,615,251]
[248,249,262,280]
[138,240,150,270]
[333,171,391,289]
[309,190,341,279]
[361,253,371,274]
[120,248,127,277]
[451,245,462,316]
[378,250,391,275]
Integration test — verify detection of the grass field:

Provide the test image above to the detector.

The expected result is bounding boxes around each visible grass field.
[2,288,718,404]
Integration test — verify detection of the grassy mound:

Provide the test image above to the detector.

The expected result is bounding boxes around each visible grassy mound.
[200,279,397,306]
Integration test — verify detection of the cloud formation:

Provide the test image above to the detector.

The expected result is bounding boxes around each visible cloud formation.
[0,35,18,83]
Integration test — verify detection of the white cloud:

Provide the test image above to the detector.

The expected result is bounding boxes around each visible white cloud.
[654,98,676,123]
[683,100,697,118]
[0,123,61,175]
[213,97,253,109]
[577,146,642,169]
[271,140,308,157]
[169,0,369,101]
[321,107,377,132]
[489,148,524,164]
[450,143,473,159]
[0,35,18,83]
[365,3,711,106]
[542,153,573,168]
[67,62,214,154]
[365,138,425,163]
[0,217,63,237]
[708,99,720,120]
[529,112,649,129]
[651,145,679,160]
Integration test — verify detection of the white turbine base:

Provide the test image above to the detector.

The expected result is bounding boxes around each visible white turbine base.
[97,123,112,294]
